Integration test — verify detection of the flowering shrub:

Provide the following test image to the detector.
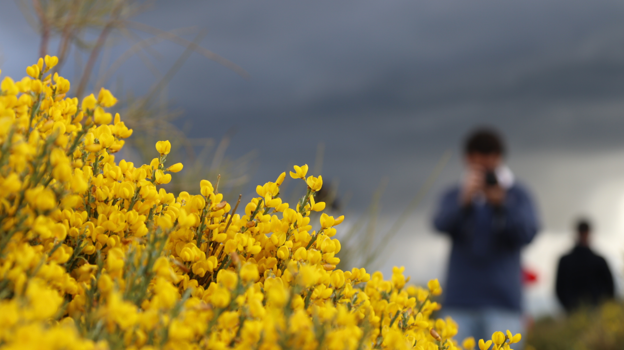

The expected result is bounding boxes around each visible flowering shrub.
[0,57,520,350]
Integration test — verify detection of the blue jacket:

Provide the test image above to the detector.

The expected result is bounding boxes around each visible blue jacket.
[432,183,539,312]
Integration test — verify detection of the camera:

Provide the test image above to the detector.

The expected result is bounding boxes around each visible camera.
[484,170,498,187]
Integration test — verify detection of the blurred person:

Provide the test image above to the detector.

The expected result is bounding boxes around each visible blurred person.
[432,128,540,344]
[555,219,614,313]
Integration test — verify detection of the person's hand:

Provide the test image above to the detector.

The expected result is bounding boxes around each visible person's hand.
[484,185,506,207]
[460,166,483,206]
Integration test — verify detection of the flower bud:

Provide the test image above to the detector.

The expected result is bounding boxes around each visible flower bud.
[167,163,183,173]
[430,328,442,341]
[155,140,172,155]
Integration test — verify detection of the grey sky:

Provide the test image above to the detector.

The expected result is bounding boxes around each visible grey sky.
[3,0,624,316]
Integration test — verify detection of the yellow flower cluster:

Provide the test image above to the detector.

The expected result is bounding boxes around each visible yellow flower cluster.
[0,58,520,350]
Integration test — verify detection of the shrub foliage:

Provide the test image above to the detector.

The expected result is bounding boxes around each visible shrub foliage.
[0,57,518,350]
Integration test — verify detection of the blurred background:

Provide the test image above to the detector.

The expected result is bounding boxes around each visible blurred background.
[2,0,624,325]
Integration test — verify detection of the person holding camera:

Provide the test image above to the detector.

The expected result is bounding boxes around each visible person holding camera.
[432,128,540,344]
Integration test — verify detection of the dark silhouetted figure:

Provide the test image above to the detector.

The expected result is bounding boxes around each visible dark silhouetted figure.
[555,219,614,313]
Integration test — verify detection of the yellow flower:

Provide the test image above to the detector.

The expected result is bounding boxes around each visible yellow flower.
[392,266,406,290]
[97,88,117,107]
[44,55,59,70]
[98,274,114,294]
[0,58,523,350]
[413,313,429,329]
[200,179,214,196]
[217,270,238,290]
[277,246,290,260]
[169,319,194,341]
[240,263,260,283]
[289,164,308,179]
[81,93,97,110]
[310,203,324,213]
[320,213,336,229]
[506,330,521,344]
[463,337,476,350]
[93,107,112,125]
[267,283,288,307]
[118,182,135,199]
[25,186,56,211]
[155,140,172,155]
[1,77,18,95]
[26,64,40,78]
[427,278,443,296]
[298,265,320,288]
[53,74,70,93]
[210,287,231,308]
[157,215,173,229]
[479,339,493,350]
[306,175,323,191]
[106,248,125,276]
[293,247,308,261]
[328,270,344,289]
[1,173,22,194]
[492,331,506,346]
[52,163,72,182]
[166,162,184,173]
[276,171,286,185]
[154,170,172,185]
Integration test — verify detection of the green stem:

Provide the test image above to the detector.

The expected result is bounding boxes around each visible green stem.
[26,93,42,137]
[127,186,141,211]
[389,310,401,327]
[195,203,211,247]
[304,287,314,309]
[305,229,324,250]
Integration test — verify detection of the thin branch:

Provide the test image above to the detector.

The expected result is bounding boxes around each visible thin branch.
[141,30,206,108]
[94,27,196,89]
[15,0,39,29]
[55,0,81,73]
[211,128,236,171]
[124,20,249,79]
[117,23,169,61]
[224,195,242,233]
[94,32,116,92]
[215,174,221,194]
[358,178,387,261]
[32,0,49,57]
[75,3,123,98]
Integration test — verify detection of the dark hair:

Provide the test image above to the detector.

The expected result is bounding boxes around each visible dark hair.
[464,128,505,155]
[576,219,591,235]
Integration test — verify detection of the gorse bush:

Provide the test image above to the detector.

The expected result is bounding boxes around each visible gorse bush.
[0,57,520,350]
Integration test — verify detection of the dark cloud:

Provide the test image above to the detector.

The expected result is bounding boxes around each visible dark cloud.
[4,0,624,211]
